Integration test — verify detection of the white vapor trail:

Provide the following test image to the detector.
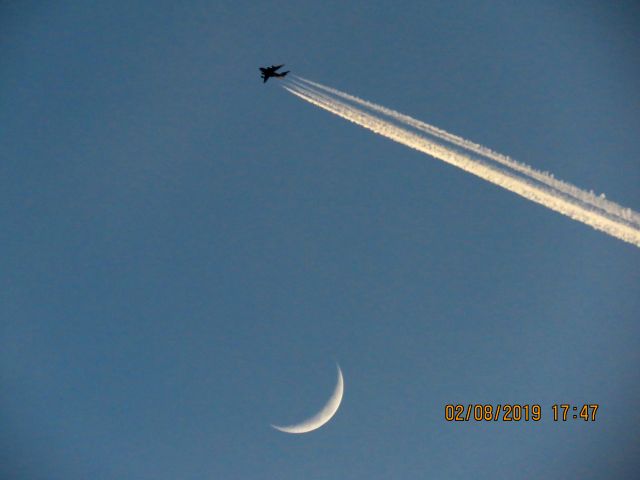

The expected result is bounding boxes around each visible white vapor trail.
[291,76,640,226]
[282,81,640,247]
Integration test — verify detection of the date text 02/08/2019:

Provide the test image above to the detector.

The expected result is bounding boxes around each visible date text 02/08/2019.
[444,404,599,422]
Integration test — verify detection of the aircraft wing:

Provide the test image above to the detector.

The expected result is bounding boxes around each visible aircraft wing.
[270,64,284,71]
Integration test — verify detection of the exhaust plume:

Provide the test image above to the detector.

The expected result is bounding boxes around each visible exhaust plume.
[283,80,640,247]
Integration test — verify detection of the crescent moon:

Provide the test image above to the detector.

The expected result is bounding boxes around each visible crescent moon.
[271,364,344,434]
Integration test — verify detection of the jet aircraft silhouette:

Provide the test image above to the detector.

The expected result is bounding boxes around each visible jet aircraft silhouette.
[260,64,289,83]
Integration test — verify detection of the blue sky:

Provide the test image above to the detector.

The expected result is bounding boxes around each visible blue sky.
[2,1,639,478]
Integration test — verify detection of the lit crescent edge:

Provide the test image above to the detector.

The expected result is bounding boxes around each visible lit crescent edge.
[271,364,344,434]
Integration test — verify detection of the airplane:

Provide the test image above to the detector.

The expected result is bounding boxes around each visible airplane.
[260,64,289,83]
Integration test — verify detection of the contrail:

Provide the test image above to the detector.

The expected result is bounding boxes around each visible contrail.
[291,76,640,225]
[282,81,640,247]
